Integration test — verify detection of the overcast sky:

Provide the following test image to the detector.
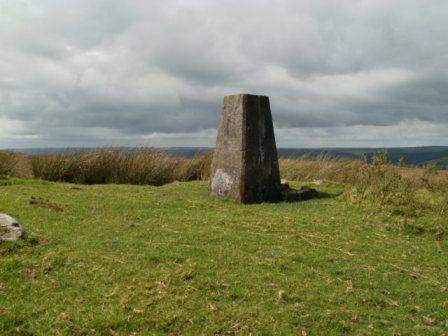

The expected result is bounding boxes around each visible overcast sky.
[1,0,447,148]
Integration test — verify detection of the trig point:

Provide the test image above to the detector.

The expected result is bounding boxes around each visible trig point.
[210,94,283,203]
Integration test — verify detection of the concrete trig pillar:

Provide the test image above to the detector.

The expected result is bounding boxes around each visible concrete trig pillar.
[210,94,282,203]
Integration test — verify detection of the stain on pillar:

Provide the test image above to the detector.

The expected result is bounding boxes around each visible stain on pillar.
[210,94,282,203]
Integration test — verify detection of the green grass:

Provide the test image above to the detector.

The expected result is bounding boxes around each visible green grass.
[1,179,447,335]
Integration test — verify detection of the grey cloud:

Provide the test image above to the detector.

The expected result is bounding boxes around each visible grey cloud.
[0,0,447,148]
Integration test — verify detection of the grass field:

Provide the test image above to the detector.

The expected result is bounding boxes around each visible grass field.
[1,178,447,335]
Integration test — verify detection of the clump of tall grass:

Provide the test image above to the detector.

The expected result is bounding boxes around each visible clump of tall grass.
[280,151,447,233]
[280,153,365,184]
[280,152,448,192]
[344,152,416,213]
[0,151,32,178]
[0,151,19,176]
[30,148,211,186]
[5,147,448,195]
[341,152,448,239]
[30,153,82,182]
[174,152,212,182]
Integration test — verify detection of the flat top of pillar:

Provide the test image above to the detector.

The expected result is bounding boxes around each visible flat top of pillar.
[224,93,269,99]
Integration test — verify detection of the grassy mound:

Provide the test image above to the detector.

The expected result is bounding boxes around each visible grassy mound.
[1,179,447,335]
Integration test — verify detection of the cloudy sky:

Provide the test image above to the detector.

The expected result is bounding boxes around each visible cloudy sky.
[1,0,447,149]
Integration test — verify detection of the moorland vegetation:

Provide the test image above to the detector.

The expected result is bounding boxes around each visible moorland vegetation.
[1,148,447,334]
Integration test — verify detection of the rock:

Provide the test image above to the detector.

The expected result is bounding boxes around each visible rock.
[283,186,319,202]
[0,213,25,242]
[210,94,282,203]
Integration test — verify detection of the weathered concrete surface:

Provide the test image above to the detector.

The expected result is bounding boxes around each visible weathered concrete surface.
[0,213,25,242]
[210,94,282,203]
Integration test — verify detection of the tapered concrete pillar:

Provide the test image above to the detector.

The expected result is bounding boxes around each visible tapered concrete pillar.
[210,94,282,203]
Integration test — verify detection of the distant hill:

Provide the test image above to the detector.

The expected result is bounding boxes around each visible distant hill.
[9,146,448,168]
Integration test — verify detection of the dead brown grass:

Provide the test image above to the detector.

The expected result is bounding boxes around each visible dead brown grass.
[1,149,446,192]
[0,151,33,178]
[280,154,365,184]
[29,148,212,185]
[280,153,448,191]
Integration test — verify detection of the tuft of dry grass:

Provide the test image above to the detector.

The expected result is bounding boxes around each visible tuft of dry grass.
[29,148,212,186]
[280,154,365,184]
[281,152,448,231]
[173,152,212,182]
[397,164,448,191]
[0,151,32,178]
[280,153,448,191]
[2,148,446,192]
